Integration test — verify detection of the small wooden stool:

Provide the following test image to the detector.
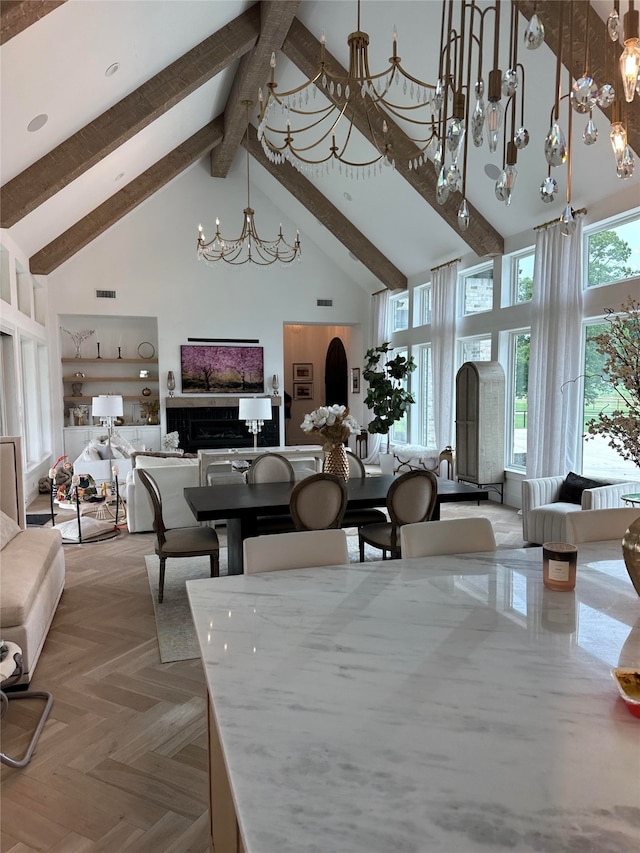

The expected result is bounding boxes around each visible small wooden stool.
[355,430,368,459]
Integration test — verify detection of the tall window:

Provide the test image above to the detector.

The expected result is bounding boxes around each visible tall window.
[20,336,51,466]
[460,264,493,315]
[512,251,534,304]
[506,330,530,469]
[417,344,435,447]
[389,292,409,332]
[413,282,432,326]
[459,336,492,365]
[586,215,640,288]
[389,347,410,444]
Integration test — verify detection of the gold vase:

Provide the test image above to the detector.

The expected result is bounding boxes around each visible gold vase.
[622,516,640,597]
[323,444,349,481]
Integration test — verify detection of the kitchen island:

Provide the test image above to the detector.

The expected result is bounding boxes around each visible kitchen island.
[187,542,640,853]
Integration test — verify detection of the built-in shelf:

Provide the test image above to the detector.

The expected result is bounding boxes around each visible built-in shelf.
[64,396,159,403]
[61,358,158,365]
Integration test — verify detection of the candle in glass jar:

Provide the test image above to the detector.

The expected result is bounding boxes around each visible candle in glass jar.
[542,542,578,591]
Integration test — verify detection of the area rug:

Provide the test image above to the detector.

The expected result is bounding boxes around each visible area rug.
[26,513,55,526]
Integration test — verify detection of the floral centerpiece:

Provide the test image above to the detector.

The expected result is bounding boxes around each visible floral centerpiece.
[301,404,360,480]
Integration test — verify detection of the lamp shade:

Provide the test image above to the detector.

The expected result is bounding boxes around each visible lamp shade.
[238,398,272,421]
[92,395,124,418]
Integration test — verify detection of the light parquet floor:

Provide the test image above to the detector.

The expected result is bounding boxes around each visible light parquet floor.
[1,494,525,853]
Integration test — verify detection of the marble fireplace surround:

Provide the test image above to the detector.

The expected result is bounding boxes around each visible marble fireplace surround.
[166,396,281,453]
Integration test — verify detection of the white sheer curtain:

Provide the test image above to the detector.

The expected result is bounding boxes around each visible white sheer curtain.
[527,214,585,478]
[364,290,390,463]
[431,261,457,450]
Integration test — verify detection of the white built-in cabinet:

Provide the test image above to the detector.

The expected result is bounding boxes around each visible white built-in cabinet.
[455,361,505,489]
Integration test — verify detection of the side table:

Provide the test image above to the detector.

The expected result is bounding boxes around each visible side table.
[621,493,640,507]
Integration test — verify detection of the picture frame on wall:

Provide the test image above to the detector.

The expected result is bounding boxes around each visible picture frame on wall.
[293,382,313,401]
[351,368,361,394]
[293,363,313,381]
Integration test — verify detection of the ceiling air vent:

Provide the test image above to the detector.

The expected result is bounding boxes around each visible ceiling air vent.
[317,299,333,307]
[96,289,116,299]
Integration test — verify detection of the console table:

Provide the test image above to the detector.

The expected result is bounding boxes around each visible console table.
[198,445,324,484]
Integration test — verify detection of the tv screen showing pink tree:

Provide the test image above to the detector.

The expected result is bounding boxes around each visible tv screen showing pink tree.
[180,345,264,394]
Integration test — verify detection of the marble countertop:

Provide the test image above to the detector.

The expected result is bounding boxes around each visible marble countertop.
[187,543,640,853]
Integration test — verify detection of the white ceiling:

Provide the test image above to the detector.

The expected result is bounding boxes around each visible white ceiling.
[1,0,638,288]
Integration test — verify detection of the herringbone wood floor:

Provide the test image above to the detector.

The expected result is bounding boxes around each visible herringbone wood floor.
[1,496,524,853]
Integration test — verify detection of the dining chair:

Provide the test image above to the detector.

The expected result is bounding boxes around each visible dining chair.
[138,469,219,603]
[243,529,349,573]
[341,450,388,530]
[289,473,348,530]
[358,469,438,561]
[247,453,295,484]
[400,517,496,558]
[564,507,640,544]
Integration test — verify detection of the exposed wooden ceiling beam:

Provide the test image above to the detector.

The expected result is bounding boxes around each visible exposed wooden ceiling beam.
[244,124,407,291]
[0,0,66,45]
[210,0,301,179]
[281,16,504,259]
[29,118,225,275]
[1,4,261,228]
[515,1,639,156]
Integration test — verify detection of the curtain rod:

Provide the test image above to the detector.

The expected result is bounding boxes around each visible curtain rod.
[534,207,587,231]
[431,257,461,273]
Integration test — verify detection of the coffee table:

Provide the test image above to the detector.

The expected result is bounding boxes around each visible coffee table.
[184,476,489,574]
[621,493,640,507]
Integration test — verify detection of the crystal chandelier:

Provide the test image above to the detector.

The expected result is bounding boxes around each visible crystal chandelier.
[257,0,438,177]
[197,104,301,266]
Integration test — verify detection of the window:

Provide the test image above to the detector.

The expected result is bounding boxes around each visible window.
[512,251,534,304]
[20,335,51,466]
[389,292,409,332]
[459,336,492,365]
[413,282,432,326]
[506,330,530,469]
[460,264,493,315]
[416,344,435,447]
[586,215,640,288]
[389,347,410,444]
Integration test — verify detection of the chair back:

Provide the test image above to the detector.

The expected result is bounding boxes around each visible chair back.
[247,453,295,484]
[137,468,167,546]
[346,450,366,479]
[565,507,640,544]
[290,473,348,530]
[243,529,349,574]
[400,517,496,558]
[387,469,438,527]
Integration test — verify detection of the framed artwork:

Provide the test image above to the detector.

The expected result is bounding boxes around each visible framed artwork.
[180,345,264,394]
[293,363,313,381]
[351,368,361,394]
[293,382,314,401]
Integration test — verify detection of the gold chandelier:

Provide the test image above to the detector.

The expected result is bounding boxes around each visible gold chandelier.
[257,0,438,176]
[197,103,301,266]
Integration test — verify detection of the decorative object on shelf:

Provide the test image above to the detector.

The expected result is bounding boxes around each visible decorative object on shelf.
[139,369,150,378]
[271,373,279,396]
[96,342,101,359]
[197,101,301,267]
[622,516,640,597]
[71,382,83,397]
[180,344,264,394]
[74,371,85,378]
[72,405,89,426]
[162,431,180,451]
[167,370,176,397]
[300,404,360,481]
[142,387,152,397]
[139,398,160,425]
[61,327,95,358]
[239,398,272,449]
[363,342,416,455]
[91,395,124,466]
[138,342,156,359]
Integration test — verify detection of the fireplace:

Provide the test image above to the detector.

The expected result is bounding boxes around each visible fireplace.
[166,403,279,453]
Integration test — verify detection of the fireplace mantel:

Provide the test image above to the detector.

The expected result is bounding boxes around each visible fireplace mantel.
[166,396,281,408]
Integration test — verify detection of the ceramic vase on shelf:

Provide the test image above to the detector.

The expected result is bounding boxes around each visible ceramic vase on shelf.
[323,444,349,481]
[622,516,640,597]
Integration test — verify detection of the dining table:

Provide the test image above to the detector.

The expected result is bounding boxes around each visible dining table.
[187,541,640,853]
[184,475,489,573]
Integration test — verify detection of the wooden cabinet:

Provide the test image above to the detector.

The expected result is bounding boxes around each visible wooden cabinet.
[455,361,505,488]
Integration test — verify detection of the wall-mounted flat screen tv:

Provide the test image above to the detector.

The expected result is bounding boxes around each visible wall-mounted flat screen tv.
[180,345,264,394]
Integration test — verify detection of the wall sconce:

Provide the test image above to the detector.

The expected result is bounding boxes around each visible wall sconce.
[239,398,272,449]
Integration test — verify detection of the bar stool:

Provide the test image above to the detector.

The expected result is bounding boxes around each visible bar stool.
[355,429,368,459]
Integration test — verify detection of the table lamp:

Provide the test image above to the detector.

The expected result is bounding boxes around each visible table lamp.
[239,398,272,449]
[91,394,124,466]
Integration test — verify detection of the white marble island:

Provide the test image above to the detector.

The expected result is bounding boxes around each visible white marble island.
[187,543,640,853]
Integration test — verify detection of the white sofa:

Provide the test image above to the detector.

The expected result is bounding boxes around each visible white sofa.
[521,474,640,545]
[125,453,201,533]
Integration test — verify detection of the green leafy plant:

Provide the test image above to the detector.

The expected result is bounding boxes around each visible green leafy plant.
[363,342,416,453]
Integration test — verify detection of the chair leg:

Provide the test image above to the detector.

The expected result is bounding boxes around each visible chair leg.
[0,689,54,768]
[210,553,219,578]
[159,556,166,603]
[359,534,365,562]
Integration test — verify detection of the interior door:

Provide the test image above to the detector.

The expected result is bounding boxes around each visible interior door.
[324,337,348,407]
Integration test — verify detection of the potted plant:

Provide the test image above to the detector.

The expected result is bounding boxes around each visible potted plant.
[363,342,416,474]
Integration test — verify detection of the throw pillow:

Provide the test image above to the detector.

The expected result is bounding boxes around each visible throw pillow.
[80,444,102,462]
[558,471,606,504]
[0,510,22,550]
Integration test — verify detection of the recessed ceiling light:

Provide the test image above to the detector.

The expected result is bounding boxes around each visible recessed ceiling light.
[27,114,48,132]
[105,62,120,77]
[344,192,352,201]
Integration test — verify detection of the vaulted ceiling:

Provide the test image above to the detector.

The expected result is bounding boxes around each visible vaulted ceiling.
[1,0,638,291]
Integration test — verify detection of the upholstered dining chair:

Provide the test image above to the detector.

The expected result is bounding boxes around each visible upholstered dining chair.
[358,469,438,561]
[289,473,348,530]
[138,469,219,603]
[564,507,640,544]
[247,452,296,484]
[243,529,349,574]
[341,450,388,530]
[400,517,496,559]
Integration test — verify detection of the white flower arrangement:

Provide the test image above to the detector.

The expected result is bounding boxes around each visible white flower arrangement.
[162,431,180,450]
[300,404,360,449]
